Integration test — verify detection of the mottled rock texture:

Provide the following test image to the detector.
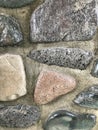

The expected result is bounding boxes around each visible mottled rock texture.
[91,59,98,77]
[28,48,93,70]
[0,14,23,46]
[0,104,40,128]
[0,0,34,8]
[74,85,98,109]
[44,110,96,130]
[0,54,26,101]
[34,70,76,105]
[30,0,97,42]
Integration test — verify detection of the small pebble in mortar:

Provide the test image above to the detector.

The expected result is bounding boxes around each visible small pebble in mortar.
[0,14,23,46]
[74,85,98,109]
[91,59,98,78]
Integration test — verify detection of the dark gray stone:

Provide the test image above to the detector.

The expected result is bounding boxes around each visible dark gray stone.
[91,59,98,77]
[28,48,93,70]
[74,85,98,109]
[0,14,23,46]
[44,110,96,130]
[0,0,34,8]
[30,0,97,42]
[0,104,40,128]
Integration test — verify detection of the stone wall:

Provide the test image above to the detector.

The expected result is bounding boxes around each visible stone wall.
[0,0,98,130]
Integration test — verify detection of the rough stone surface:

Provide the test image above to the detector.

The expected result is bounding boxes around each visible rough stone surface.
[30,0,97,42]
[74,85,98,109]
[44,110,96,130]
[0,54,26,101]
[0,104,40,128]
[0,0,34,8]
[91,59,98,77]
[28,48,93,70]
[0,14,23,46]
[34,70,76,105]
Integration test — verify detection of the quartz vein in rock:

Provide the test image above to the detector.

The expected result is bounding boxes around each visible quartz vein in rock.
[0,104,40,128]
[28,48,93,70]
[0,0,34,8]
[74,85,98,109]
[0,14,23,46]
[30,0,97,42]
[44,110,96,130]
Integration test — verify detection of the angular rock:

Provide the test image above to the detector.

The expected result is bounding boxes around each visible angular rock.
[91,59,98,77]
[0,0,34,8]
[0,14,23,46]
[28,48,93,70]
[30,0,97,42]
[44,110,96,130]
[34,70,76,105]
[0,104,40,128]
[74,85,98,109]
[0,54,26,101]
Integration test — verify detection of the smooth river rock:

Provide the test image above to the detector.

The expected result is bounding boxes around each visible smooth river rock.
[0,14,23,46]
[0,0,34,8]
[28,48,93,70]
[0,104,40,128]
[30,0,97,42]
[91,59,98,78]
[74,85,98,109]
[34,70,76,105]
[0,54,26,101]
[44,110,96,130]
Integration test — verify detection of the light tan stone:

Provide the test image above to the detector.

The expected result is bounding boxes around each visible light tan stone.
[34,70,76,105]
[0,54,26,101]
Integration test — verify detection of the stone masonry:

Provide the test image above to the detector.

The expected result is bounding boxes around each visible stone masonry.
[0,0,98,130]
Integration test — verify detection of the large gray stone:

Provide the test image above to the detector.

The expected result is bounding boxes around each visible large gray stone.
[0,104,40,128]
[28,48,93,70]
[0,0,34,8]
[30,0,97,42]
[0,14,23,46]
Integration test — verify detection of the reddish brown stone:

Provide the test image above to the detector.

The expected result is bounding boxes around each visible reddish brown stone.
[34,70,76,104]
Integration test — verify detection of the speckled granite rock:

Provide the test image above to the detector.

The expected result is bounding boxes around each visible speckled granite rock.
[91,59,98,77]
[0,14,23,46]
[30,0,97,42]
[34,70,76,104]
[0,0,34,8]
[44,110,96,130]
[28,48,93,70]
[0,54,26,101]
[74,85,98,109]
[0,104,40,128]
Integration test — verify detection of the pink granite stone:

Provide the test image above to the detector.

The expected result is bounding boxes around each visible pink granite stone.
[34,70,76,105]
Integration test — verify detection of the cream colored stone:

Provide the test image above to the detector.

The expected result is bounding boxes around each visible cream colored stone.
[0,54,26,101]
